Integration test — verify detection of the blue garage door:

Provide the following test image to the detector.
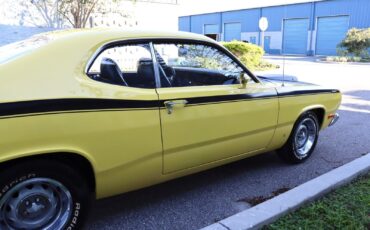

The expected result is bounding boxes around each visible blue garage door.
[283,19,309,55]
[204,24,219,34]
[224,23,241,41]
[316,16,349,56]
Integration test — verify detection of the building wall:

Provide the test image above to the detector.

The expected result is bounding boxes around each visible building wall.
[179,0,370,56]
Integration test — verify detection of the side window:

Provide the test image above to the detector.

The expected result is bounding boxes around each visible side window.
[153,43,244,87]
[87,43,155,88]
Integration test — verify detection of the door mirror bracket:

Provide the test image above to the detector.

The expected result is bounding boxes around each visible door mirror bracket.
[239,73,249,89]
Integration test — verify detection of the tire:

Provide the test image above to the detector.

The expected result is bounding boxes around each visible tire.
[277,111,319,164]
[0,159,92,230]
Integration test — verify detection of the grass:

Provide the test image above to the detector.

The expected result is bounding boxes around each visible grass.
[265,173,370,230]
[255,60,280,71]
[324,56,370,63]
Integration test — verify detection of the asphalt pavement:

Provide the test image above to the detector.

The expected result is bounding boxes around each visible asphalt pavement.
[85,57,370,230]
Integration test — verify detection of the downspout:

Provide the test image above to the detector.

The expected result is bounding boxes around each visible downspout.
[189,16,192,32]
[220,12,223,41]
[258,8,262,46]
[308,1,316,56]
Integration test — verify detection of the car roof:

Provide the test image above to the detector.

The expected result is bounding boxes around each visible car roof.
[40,28,216,44]
[0,28,222,103]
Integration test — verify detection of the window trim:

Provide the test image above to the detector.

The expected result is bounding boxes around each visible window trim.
[85,41,157,88]
[149,42,162,88]
[152,42,245,87]
[85,38,260,87]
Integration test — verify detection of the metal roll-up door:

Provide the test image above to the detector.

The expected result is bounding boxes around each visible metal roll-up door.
[204,24,219,34]
[224,23,241,41]
[316,16,349,55]
[283,18,309,55]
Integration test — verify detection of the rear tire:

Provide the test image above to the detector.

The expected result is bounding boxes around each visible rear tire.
[0,159,92,230]
[277,111,319,164]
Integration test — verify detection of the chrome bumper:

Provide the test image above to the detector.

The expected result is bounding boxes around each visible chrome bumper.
[329,113,339,127]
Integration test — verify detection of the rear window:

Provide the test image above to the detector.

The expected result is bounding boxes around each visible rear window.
[0,34,51,64]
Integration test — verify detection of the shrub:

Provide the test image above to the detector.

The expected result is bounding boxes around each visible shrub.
[339,56,348,62]
[325,56,364,63]
[352,56,362,62]
[221,40,264,70]
[338,28,370,57]
[326,56,335,62]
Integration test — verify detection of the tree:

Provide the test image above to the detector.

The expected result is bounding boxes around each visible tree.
[19,0,62,28]
[58,0,135,28]
[338,28,370,57]
[58,0,99,28]
[15,0,135,29]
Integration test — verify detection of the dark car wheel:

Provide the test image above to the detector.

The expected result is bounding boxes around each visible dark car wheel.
[277,111,319,164]
[0,159,92,230]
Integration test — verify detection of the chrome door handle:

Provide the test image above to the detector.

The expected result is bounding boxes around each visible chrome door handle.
[164,100,188,114]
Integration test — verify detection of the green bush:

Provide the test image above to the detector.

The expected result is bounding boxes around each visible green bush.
[338,28,370,57]
[221,40,264,70]
[325,56,364,63]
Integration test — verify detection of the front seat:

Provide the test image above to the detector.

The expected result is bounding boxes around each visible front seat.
[100,58,128,86]
[137,58,155,88]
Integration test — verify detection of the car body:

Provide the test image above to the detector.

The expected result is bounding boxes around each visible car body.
[0,29,341,229]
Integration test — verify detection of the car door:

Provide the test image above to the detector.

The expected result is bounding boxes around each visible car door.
[85,42,164,193]
[153,42,279,174]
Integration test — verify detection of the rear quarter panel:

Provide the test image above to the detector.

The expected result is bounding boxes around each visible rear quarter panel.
[0,108,163,199]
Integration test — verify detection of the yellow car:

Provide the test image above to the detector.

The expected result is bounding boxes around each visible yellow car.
[0,29,341,230]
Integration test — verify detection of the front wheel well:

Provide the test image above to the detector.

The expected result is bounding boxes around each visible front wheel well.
[309,108,325,129]
[0,153,96,194]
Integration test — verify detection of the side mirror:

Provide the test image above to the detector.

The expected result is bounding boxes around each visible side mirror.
[239,73,249,89]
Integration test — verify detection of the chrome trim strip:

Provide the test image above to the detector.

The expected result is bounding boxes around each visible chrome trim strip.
[149,42,162,88]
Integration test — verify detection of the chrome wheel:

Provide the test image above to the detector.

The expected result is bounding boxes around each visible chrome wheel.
[293,117,317,158]
[0,178,72,230]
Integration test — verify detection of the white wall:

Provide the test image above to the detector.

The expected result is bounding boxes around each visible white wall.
[263,31,283,50]
[241,32,260,44]
[310,30,317,53]
[133,1,179,31]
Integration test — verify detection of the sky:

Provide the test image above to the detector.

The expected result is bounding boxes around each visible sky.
[178,0,323,15]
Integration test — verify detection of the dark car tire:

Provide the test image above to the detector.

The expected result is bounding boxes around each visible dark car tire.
[277,111,320,164]
[0,159,92,230]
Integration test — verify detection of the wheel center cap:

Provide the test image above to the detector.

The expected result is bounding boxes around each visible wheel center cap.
[18,195,51,220]
[28,202,45,214]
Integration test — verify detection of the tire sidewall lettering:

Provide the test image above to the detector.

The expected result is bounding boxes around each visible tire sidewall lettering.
[0,173,36,199]
[66,202,81,230]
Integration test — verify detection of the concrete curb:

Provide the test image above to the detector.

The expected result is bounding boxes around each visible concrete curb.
[200,153,370,230]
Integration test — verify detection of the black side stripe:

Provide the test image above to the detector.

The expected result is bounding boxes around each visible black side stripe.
[0,89,339,118]
[0,99,160,117]
[278,89,340,97]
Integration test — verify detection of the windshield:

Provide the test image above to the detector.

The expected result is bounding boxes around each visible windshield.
[0,34,52,64]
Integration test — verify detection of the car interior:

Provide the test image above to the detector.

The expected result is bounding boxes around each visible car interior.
[87,44,241,88]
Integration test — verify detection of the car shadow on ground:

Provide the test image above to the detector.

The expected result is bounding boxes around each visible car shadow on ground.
[342,90,370,112]
[343,90,370,101]
[88,151,281,220]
